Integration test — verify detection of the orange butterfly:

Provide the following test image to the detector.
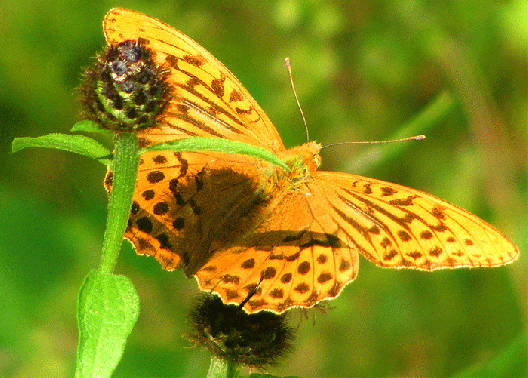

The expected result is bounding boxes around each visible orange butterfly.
[102,8,518,314]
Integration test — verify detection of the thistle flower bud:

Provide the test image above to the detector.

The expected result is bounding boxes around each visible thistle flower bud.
[79,40,171,131]
[187,294,294,368]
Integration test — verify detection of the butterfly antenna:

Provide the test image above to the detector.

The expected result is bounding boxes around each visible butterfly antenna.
[321,134,426,150]
[285,58,309,143]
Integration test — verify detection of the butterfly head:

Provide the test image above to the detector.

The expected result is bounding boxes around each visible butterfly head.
[261,142,321,195]
[79,40,172,131]
[280,141,322,173]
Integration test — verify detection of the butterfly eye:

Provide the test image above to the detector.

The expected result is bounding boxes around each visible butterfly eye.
[313,153,321,167]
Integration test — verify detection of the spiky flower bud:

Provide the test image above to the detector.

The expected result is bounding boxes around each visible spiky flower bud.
[187,294,294,368]
[79,40,171,131]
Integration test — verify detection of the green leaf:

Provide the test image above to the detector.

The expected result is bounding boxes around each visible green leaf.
[71,120,114,138]
[141,137,289,171]
[12,133,112,165]
[75,270,140,378]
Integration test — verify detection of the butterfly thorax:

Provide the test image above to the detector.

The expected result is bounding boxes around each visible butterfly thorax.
[262,142,322,198]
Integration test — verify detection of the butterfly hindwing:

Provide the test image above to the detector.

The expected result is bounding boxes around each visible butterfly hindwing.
[195,186,360,314]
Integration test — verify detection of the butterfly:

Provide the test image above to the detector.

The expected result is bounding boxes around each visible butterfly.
[101,8,518,314]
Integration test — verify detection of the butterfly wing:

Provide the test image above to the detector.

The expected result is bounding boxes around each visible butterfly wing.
[194,170,518,313]
[116,148,360,314]
[195,183,361,314]
[104,8,285,151]
[110,149,275,274]
[315,171,519,270]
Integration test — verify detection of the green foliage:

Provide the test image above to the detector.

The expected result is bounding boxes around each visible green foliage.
[12,133,112,165]
[452,332,527,378]
[346,90,455,173]
[71,120,114,137]
[12,130,141,377]
[76,270,139,378]
[2,1,526,377]
[142,138,289,171]
[11,126,292,377]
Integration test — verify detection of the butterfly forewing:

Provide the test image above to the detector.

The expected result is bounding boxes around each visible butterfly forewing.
[104,8,284,151]
[317,172,518,270]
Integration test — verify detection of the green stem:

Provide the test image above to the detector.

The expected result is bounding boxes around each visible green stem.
[206,357,238,378]
[99,132,139,274]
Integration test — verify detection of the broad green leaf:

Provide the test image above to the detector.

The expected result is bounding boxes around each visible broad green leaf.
[141,137,289,171]
[75,270,139,378]
[12,133,112,165]
[71,120,114,138]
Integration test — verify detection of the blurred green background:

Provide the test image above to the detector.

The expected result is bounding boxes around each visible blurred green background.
[1,1,526,377]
